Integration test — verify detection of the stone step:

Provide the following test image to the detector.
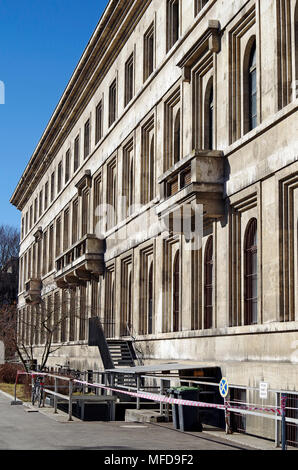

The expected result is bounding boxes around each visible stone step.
[125,408,167,424]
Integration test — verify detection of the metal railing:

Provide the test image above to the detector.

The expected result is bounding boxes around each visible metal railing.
[14,369,298,450]
[125,322,144,366]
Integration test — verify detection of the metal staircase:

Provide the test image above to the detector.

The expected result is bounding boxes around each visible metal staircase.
[106,339,136,368]
[88,317,137,370]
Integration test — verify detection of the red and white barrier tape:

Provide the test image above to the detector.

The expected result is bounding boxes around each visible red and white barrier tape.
[16,371,283,416]
[74,378,228,410]
[72,378,282,416]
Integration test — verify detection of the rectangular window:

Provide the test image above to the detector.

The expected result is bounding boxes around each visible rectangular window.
[63,209,69,252]
[93,174,102,234]
[72,199,79,244]
[57,161,62,193]
[81,189,90,236]
[164,88,180,170]
[141,116,155,204]
[144,23,154,82]
[25,212,28,235]
[42,231,47,276]
[167,0,179,52]
[84,118,90,159]
[79,285,87,340]
[48,225,54,272]
[122,140,134,218]
[29,205,32,230]
[125,53,134,106]
[56,217,61,257]
[65,149,70,184]
[39,190,43,217]
[44,182,49,210]
[109,79,117,127]
[195,0,209,16]
[34,198,38,224]
[74,135,80,172]
[50,171,55,202]
[107,158,117,228]
[95,101,103,144]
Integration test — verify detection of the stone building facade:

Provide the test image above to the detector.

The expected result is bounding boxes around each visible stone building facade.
[11,0,298,440]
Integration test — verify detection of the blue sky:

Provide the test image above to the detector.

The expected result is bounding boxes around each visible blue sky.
[0,0,108,230]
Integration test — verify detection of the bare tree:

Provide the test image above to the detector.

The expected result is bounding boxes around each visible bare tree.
[0,225,20,358]
[0,303,18,361]
[15,289,92,372]
[0,225,19,269]
[0,225,19,305]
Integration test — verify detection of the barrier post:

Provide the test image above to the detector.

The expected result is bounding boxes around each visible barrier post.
[14,371,18,402]
[160,378,164,415]
[281,394,287,451]
[54,377,58,414]
[224,398,232,434]
[136,375,141,410]
[68,379,73,421]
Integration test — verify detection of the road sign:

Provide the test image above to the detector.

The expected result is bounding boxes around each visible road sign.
[259,382,268,399]
[219,377,229,398]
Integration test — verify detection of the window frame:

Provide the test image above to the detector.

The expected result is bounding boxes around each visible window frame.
[244,218,258,325]
[167,0,180,52]
[143,22,155,82]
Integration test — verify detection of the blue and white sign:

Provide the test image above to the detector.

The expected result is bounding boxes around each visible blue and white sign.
[219,377,229,398]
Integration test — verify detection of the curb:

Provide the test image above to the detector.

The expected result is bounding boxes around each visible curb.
[0,389,22,403]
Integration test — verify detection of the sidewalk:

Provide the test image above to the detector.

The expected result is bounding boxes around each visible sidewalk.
[154,422,281,450]
[2,389,296,451]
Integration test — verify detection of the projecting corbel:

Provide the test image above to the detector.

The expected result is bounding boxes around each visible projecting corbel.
[208,33,220,54]
[33,227,43,241]
[75,169,92,196]
[177,20,221,83]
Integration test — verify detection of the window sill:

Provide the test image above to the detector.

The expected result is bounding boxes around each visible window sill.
[134,321,298,341]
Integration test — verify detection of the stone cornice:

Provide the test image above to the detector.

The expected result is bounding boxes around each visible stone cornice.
[10,0,151,211]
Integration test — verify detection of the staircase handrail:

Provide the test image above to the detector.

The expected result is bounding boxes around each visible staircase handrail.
[125,322,144,366]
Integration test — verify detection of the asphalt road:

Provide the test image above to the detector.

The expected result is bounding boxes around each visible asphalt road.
[0,392,250,451]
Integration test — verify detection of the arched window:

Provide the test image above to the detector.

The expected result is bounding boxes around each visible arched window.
[244,218,258,325]
[204,78,214,150]
[129,159,134,209]
[173,109,181,164]
[248,41,257,131]
[128,272,132,329]
[149,135,155,201]
[111,280,115,337]
[295,3,298,98]
[204,236,213,329]
[148,262,153,334]
[173,251,180,332]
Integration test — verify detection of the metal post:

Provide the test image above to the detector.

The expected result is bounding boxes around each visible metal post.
[224,398,231,434]
[160,378,164,415]
[136,375,140,410]
[87,370,93,394]
[14,372,18,402]
[54,377,58,414]
[103,372,107,396]
[110,372,115,396]
[68,379,73,422]
[275,392,279,447]
[31,373,34,405]
[281,394,287,451]
[96,372,100,396]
